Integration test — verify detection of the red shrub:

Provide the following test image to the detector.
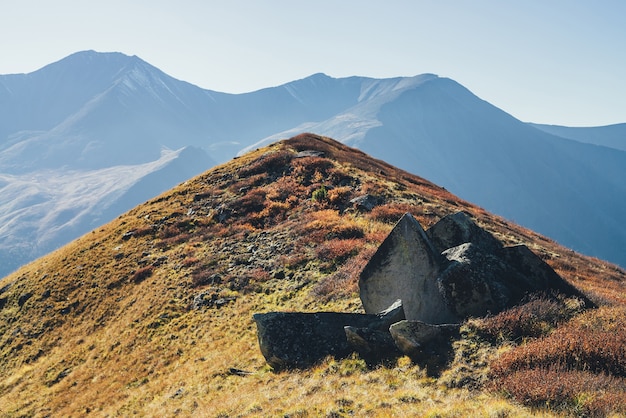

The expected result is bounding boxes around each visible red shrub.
[370,203,420,224]
[492,367,626,416]
[316,238,362,263]
[475,295,584,342]
[131,266,154,284]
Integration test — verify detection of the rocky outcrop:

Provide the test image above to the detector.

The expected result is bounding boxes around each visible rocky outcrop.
[254,212,592,372]
[360,212,592,323]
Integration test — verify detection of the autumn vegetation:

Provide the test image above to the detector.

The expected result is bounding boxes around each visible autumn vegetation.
[0,134,625,416]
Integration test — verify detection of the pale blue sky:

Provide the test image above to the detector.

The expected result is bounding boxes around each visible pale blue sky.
[1,1,624,126]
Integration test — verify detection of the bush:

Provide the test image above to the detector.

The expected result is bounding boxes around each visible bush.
[311,185,328,202]
[489,306,626,416]
[491,306,626,377]
[238,150,293,177]
[131,266,154,284]
[493,368,626,416]
[474,295,584,343]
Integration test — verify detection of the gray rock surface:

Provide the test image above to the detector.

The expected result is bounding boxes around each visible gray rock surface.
[426,211,502,254]
[359,213,456,323]
[344,326,401,364]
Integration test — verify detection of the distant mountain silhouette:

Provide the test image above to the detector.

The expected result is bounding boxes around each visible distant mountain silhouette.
[1,50,625,276]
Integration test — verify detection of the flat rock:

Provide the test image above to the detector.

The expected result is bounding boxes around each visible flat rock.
[253,311,387,370]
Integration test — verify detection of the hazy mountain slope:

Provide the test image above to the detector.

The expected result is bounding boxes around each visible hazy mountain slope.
[0,135,624,416]
[246,76,626,267]
[529,122,626,152]
[0,146,212,277]
[354,78,626,266]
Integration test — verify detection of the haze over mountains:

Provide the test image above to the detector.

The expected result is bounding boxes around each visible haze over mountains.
[1,50,625,276]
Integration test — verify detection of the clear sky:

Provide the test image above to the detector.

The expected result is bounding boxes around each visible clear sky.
[1,1,624,126]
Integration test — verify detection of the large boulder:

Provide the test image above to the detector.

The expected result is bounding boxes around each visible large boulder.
[359,213,456,324]
[359,212,593,324]
[253,300,405,369]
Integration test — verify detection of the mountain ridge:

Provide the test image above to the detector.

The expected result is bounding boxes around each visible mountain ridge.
[1,50,625,279]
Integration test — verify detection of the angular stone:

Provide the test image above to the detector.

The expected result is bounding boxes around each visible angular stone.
[426,211,502,254]
[350,194,379,212]
[438,243,511,318]
[359,213,456,324]
[344,326,401,364]
[367,299,405,331]
[499,244,595,306]
[389,320,460,376]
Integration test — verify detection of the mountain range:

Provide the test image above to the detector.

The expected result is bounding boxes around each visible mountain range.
[1,50,625,277]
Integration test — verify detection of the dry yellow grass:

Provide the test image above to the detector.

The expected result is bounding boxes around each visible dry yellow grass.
[1,134,624,417]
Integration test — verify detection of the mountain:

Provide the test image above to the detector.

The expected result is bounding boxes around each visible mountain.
[244,77,626,267]
[2,51,626,278]
[529,122,626,152]
[1,135,624,416]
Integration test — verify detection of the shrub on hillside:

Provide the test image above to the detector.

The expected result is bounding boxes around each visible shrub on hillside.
[131,266,154,284]
[370,203,420,224]
[493,368,626,416]
[490,306,626,416]
[473,295,585,343]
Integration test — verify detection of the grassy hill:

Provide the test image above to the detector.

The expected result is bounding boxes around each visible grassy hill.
[1,134,625,417]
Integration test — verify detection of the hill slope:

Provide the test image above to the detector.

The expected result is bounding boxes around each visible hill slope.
[1,134,625,417]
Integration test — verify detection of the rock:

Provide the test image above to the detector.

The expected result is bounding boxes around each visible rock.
[426,211,502,254]
[389,320,460,375]
[438,243,511,318]
[253,311,390,370]
[296,150,325,158]
[500,245,593,305]
[359,213,456,324]
[253,211,594,371]
[192,290,235,309]
[350,194,379,212]
[344,326,401,364]
[360,212,593,324]
[367,299,405,331]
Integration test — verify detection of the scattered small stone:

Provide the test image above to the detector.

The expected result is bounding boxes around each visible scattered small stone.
[18,292,33,307]
[350,194,380,212]
[296,150,325,158]
[121,231,135,240]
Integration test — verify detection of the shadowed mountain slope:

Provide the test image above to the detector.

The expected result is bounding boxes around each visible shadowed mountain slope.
[1,134,625,416]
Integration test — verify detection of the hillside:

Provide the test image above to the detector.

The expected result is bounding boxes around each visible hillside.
[1,134,625,417]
